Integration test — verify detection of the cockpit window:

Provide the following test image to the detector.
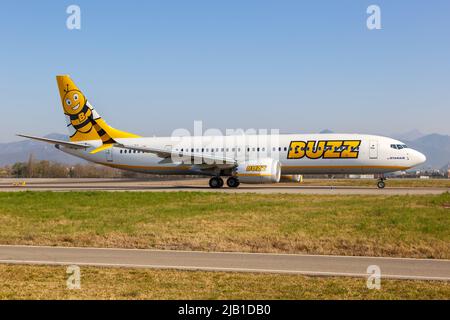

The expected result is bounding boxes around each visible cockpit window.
[391,144,408,150]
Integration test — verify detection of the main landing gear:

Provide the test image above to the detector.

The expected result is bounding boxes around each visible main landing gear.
[377,177,386,189]
[209,176,224,188]
[226,176,240,188]
[208,176,240,188]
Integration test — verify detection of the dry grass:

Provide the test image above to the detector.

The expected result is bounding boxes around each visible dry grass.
[0,192,449,258]
[0,264,448,300]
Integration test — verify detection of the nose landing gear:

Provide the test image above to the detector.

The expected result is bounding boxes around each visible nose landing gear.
[377,177,386,189]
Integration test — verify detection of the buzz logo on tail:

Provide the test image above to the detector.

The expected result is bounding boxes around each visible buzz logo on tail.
[56,75,139,148]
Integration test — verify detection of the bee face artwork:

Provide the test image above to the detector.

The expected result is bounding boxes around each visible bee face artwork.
[63,89,86,115]
[63,89,93,134]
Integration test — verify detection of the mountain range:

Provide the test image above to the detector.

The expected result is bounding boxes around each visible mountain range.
[1,131,449,170]
[0,133,86,166]
[402,134,450,170]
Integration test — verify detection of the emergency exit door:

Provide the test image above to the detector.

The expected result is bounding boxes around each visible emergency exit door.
[105,148,113,162]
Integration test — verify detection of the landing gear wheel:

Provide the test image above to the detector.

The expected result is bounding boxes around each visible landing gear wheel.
[377,180,385,189]
[226,177,240,188]
[209,177,223,188]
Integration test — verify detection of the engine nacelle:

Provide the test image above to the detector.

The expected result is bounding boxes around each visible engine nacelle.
[280,174,303,183]
[236,158,281,184]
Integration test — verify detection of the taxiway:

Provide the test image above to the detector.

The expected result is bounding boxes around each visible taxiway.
[0,245,448,280]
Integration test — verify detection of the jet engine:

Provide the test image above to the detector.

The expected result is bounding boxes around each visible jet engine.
[236,158,281,184]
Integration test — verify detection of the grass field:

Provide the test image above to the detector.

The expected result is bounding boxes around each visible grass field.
[0,264,448,300]
[0,191,449,258]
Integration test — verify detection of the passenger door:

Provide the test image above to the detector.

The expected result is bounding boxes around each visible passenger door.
[369,140,378,159]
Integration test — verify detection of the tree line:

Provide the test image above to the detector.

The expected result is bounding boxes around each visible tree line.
[0,155,197,179]
[0,160,123,178]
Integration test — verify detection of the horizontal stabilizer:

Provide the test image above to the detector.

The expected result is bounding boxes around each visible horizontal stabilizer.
[17,134,90,149]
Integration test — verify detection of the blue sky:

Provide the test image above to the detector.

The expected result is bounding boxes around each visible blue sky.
[0,1,449,142]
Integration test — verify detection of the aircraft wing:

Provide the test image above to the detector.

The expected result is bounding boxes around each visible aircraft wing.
[117,144,237,167]
[17,134,90,149]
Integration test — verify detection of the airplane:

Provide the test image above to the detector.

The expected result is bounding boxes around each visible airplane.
[18,75,427,189]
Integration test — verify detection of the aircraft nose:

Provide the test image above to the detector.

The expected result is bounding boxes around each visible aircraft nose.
[411,150,426,166]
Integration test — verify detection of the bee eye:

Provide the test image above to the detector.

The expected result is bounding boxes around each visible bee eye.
[73,94,78,101]
[66,99,72,105]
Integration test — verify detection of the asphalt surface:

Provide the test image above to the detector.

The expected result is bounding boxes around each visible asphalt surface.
[0,178,448,194]
[0,245,449,281]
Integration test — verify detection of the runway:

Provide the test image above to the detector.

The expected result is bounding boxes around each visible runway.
[0,178,448,194]
[0,245,449,281]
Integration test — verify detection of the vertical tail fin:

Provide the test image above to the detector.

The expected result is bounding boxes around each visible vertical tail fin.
[56,75,140,142]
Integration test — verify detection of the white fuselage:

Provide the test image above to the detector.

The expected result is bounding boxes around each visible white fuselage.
[59,133,426,176]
